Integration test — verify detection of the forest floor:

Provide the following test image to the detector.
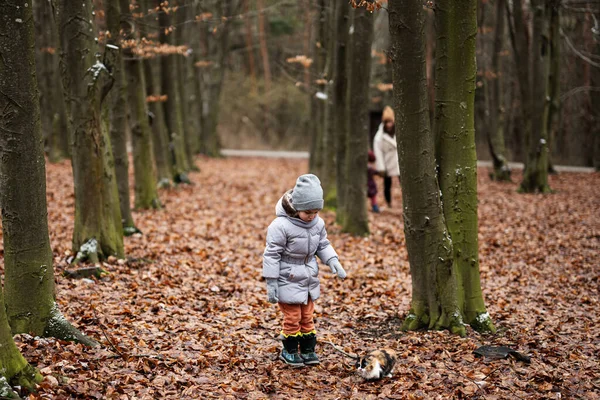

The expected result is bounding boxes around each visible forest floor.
[6,157,599,399]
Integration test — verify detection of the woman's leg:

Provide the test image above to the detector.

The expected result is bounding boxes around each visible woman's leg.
[384,176,392,207]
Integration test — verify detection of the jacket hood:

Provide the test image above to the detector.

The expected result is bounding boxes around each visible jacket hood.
[275,190,319,228]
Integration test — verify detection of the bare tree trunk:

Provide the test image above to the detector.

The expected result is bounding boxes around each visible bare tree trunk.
[434,0,495,332]
[257,0,272,137]
[244,0,258,93]
[158,0,191,182]
[1,0,98,348]
[309,0,327,174]
[520,0,551,193]
[343,6,373,236]
[389,0,465,336]
[546,0,561,174]
[58,0,124,260]
[107,0,139,235]
[333,0,350,225]
[321,0,337,199]
[488,0,512,181]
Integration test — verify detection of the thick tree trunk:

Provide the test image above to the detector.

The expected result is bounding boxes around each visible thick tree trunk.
[58,0,124,259]
[520,0,551,193]
[243,0,258,93]
[434,0,495,333]
[488,0,511,181]
[107,0,138,235]
[257,0,272,138]
[342,6,373,236]
[333,0,350,224]
[158,2,191,182]
[390,0,464,336]
[593,14,600,171]
[0,0,98,347]
[144,58,174,187]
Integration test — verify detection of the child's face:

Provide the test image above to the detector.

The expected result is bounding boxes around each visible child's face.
[298,209,319,222]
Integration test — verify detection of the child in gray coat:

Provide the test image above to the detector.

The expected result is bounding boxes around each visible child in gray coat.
[263,174,346,367]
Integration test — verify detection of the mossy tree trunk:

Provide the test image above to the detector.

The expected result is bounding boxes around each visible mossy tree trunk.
[0,0,98,348]
[487,0,511,181]
[158,0,191,182]
[120,0,161,210]
[593,16,600,171]
[434,0,495,333]
[390,0,464,336]
[520,0,551,193]
[144,58,174,187]
[333,0,350,224]
[58,0,124,260]
[342,5,373,236]
[106,0,139,234]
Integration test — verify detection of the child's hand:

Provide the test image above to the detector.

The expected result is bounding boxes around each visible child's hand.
[266,278,279,303]
[327,258,347,279]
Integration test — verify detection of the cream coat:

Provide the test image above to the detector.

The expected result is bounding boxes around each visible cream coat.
[373,123,400,177]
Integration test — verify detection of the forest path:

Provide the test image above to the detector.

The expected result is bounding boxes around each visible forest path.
[222,148,597,173]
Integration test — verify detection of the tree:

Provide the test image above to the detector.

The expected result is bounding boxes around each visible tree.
[33,0,69,163]
[508,0,552,193]
[342,4,374,236]
[434,0,495,332]
[487,0,512,181]
[121,0,161,209]
[389,0,494,335]
[309,0,327,175]
[333,0,351,223]
[0,0,97,348]
[106,0,140,235]
[57,0,125,260]
[158,0,191,182]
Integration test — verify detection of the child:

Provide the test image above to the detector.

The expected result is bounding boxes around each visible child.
[263,174,347,367]
[367,150,380,213]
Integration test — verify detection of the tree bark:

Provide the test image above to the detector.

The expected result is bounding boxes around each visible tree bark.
[321,0,337,200]
[545,0,561,173]
[158,0,191,182]
[0,0,98,347]
[309,0,327,175]
[257,0,272,138]
[520,0,551,193]
[390,0,465,336]
[333,0,350,224]
[107,0,139,234]
[120,0,161,210]
[434,0,495,333]
[243,0,258,93]
[144,58,174,187]
[58,0,125,259]
[488,0,511,181]
[342,6,373,236]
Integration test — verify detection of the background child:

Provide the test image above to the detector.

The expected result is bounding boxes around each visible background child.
[263,174,347,367]
[367,150,380,213]
[373,105,400,208]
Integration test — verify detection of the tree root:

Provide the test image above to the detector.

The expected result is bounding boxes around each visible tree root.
[157,178,172,189]
[469,312,496,334]
[174,173,191,184]
[73,239,99,264]
[44,304,99,348]
[123,225,142,237]
[63,266,107,279]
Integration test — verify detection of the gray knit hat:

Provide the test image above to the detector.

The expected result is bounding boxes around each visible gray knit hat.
[291,174,324,211]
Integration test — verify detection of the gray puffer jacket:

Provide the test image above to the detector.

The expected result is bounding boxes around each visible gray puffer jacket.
[262,192,338,304]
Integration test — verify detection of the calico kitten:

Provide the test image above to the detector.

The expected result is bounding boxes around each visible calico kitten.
[355,349,398,380]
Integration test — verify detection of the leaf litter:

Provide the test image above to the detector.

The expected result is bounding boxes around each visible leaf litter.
[0,157,598,399]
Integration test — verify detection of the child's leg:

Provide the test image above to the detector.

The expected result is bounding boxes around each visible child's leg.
[277,303,304,366]
[369,195,380,212]
[384,176,392,207]
[298,298,320,365]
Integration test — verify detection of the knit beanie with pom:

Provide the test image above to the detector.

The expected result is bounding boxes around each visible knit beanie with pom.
[291,174,324,211]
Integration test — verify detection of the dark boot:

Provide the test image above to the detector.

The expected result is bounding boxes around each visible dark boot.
[279,335,304,367]
[299,332,320,365]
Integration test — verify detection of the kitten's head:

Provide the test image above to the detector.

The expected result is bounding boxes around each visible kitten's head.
[355,354,383,380]
[355,349,397,380]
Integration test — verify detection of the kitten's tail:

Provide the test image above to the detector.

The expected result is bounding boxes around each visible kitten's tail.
[321,340,359,360]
